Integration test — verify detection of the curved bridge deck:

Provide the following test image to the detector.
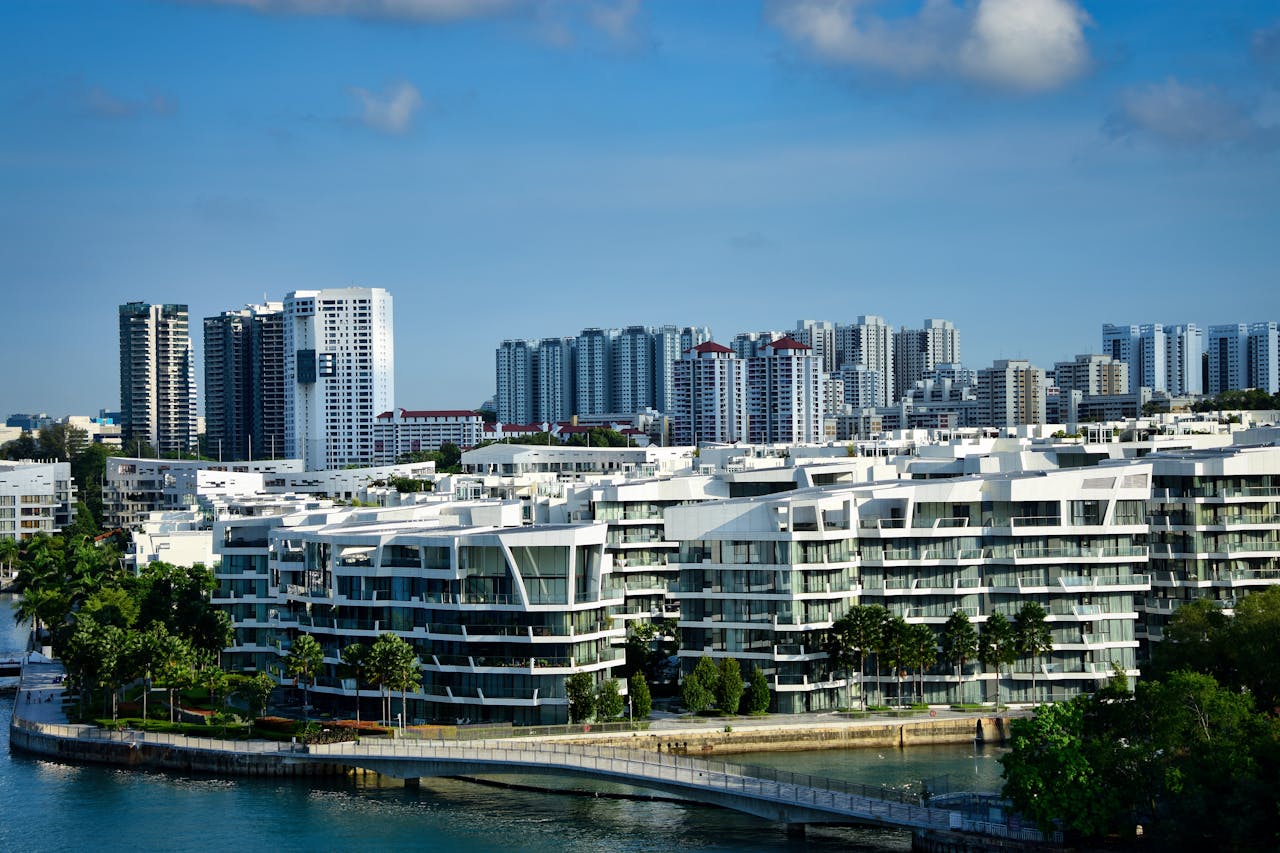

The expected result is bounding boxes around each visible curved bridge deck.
[298,738,1056,844]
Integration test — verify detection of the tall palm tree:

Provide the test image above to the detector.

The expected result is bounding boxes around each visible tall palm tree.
[906,622,938,705]
[340,642,367,726]
[286,633,325,721]
[883,616,911,706]
[1014,601,1054,704]
[940,610,979,705]
[828,604,889,712]
[979,613,1017,711]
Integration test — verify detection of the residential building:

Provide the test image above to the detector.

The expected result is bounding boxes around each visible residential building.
[1249,322,1279,394]
[575,328,614,417]
[795,320,837,373]
[977,360,1047,427]
[894,319,960,403]
[536,337,576,424]
[1164,324,1203,397]
[0,461,76,542]
[119,302,199,454]
[372,410,486,464]
[672,342,748,446]
[612,325,656,414]
[746,337,824,445]
[495,339,538,425]
[1052,354,1129,398]
[836,316,895,406]
[283,287,395,470]
[204,302,285,461]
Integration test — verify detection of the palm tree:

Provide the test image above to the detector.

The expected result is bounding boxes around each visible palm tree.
[883,615,911,706]
[979,613,1017,711]
[339,642,367,726]
[286,633,325,721]
[370,633,419,729]
[940,610,979,705]
[905,622,937,705]
[828,604,889,712]
[1014,601,1053,704]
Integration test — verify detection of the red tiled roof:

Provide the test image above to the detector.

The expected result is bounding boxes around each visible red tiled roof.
[399,409,483,419]
[692,341,733,354]
[767,335,811,351]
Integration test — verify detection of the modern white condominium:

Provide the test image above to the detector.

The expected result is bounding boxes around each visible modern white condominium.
[283,287,394,470]
[118,302,199,454]
[0,461,76,542]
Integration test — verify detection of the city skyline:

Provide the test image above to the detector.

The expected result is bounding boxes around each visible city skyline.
[3,1,1278,415]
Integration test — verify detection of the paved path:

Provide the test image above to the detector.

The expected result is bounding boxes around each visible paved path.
[14,659,68,725]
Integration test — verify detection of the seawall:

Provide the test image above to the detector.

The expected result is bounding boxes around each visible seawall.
[556,715,1010,756]
[9,721,350,777]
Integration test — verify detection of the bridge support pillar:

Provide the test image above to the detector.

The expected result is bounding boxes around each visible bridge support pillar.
[785,824,805,840]
[404,777,421,790]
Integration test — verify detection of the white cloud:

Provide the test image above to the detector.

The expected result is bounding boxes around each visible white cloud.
[180,0,518,23]
[1108,78,1280,152]
[348,81,423,134]
[768,0,1092,93]
[588,0,642,42]
[83,86,178,119]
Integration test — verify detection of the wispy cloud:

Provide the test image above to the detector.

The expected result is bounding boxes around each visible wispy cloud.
[348,81,423,134]
[1106,78,1280,152]
[768,0,1092,93]
[1254,20,1280,65]
[83,86,178,119]
[173,0,519,23]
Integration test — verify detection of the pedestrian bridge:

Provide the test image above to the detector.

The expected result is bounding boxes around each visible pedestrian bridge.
[294,738,1055,844]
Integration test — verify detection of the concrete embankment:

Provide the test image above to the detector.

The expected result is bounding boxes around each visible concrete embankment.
[10,723,349,777]
[555,715,1010,756]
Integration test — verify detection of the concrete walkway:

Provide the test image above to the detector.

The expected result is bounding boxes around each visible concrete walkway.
[14,659,70,726]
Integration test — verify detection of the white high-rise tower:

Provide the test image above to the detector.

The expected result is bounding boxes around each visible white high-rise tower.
[283,287,394,470]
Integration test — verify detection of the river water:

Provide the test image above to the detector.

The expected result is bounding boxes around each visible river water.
[0,597,1005,852]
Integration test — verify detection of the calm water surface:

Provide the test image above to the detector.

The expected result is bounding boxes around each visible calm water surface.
[0,597,1004,852]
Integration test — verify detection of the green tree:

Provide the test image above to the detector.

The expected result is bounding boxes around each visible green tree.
[1,431,39,460]
[744,666,771,715]
[716,657,744,715]
[37,423,88,461]
[142,623,196,723]
[682,655,719,714]
[241,671,276,722]
[1001,698,1116,836]
[1014,601,1053,704]
[286,633,325,721]
[628,673,652,721]
[367,633,422,728]
[940,609,979,704]
[80,586,140,630]
[979,612,1017,710]
[70,442,110,528]
[595,678,624,720]
[566,672,596,723]
[828,603,889,711]
[340,642,368,726]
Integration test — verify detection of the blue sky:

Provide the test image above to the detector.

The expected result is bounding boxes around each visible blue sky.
[1,0,1278,414]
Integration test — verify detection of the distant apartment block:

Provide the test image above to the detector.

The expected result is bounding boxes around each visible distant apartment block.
[672,342,748,445]
[204,302,286,461]
[119,302,198,454]
[373,409,485,464]
[978,359,1047,427]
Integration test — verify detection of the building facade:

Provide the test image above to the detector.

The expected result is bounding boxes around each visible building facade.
[204,302,285,461]
[119,302,198,454]
[283,288,395,470]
